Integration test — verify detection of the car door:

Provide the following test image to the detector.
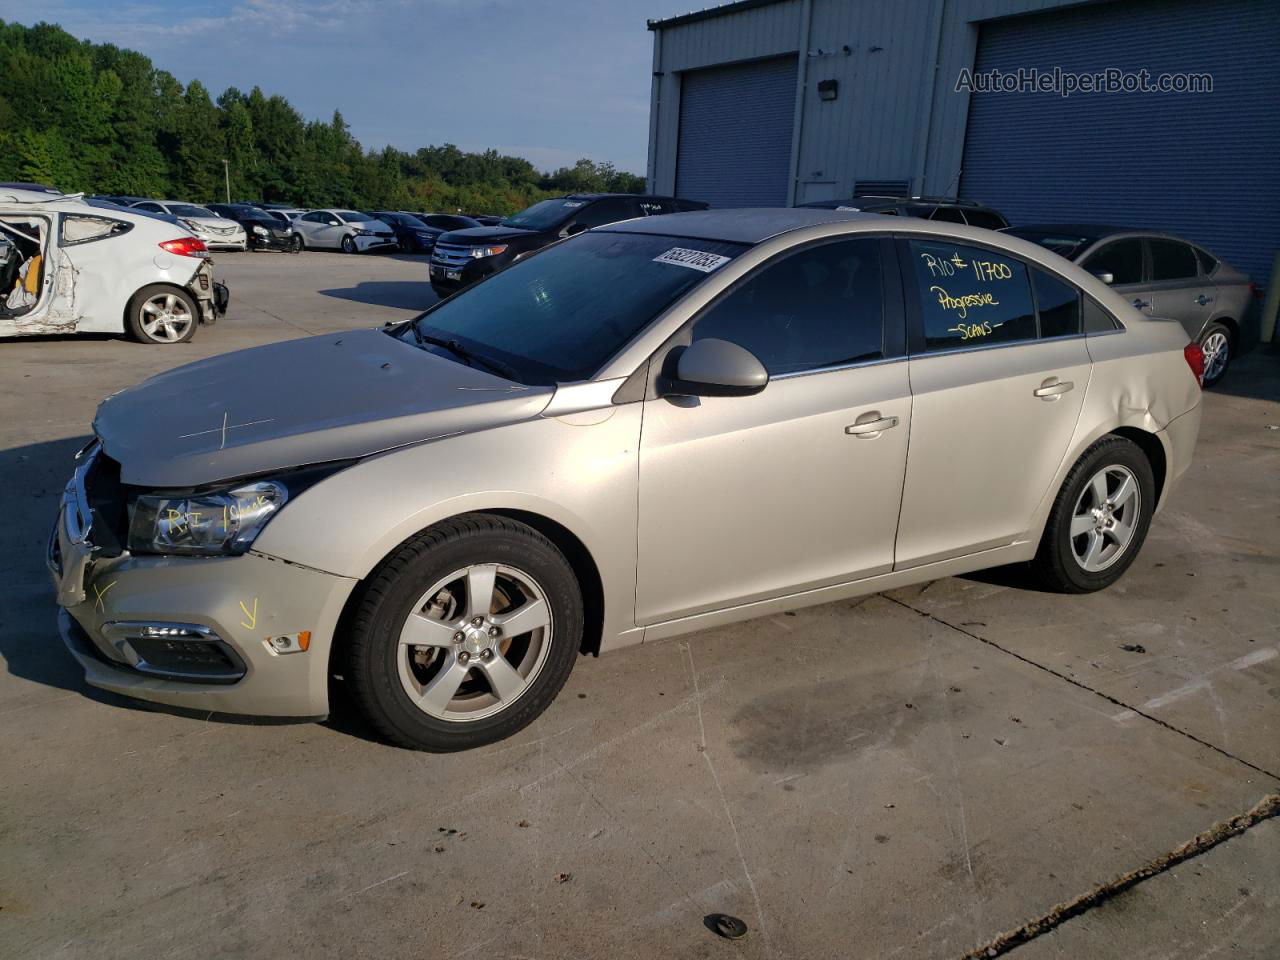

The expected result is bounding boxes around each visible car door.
[635,236,911,624]
[894,235,1092,568]
[1080,237,1150,315]
[1146,237,1214,339]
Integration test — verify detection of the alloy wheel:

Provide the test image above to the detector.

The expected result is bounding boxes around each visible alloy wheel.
[139,293,194,342]
[1069,464,1142,572]
[396,563,553,722]
[1201,330,1229,383]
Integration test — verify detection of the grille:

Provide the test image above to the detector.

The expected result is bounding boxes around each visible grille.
[207,224,238,236]
[431,242,471,269]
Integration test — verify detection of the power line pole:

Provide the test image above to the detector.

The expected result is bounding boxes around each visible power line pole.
[222,159,231,203]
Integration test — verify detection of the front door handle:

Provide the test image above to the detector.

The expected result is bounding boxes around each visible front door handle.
[1132,298,1151,310]
[845,413,899,438]
[1194,294,1212,306]
[1033,378,1074,400]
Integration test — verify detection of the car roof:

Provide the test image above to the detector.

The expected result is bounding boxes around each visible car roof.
[602,207,889,244]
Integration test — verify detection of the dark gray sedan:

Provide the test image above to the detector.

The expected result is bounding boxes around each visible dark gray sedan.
[1005,225,1252,386]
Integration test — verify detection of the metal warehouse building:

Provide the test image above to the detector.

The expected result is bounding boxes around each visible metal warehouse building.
[645,0,1280,288]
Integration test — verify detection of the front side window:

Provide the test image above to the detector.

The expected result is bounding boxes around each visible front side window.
[400,231,746,384]
[1081,239,1143,285]
[572,199,637,230]
[692,238,886,376]
[1148,239,1197,281]
[908,239,1035,351]
[1033,268,1081,338]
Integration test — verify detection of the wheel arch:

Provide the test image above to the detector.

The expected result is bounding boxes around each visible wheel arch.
[1109,425,1167,507]
[328,507,608,683]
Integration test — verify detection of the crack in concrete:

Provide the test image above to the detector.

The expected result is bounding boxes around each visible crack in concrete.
[882,593,1280,957]
[956,793,1280,959]
[884,595,1280,783]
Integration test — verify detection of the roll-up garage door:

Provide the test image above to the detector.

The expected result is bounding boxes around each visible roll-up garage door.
[676,56,797,208]
[960,0,1280,287]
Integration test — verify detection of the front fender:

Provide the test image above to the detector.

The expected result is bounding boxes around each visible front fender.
[251,405,643,644]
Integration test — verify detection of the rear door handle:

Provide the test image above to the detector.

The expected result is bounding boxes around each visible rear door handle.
[1132,298,1151,310]
[1033,378,1074,400]
[845,413,899,438]
[1194,294,1212,306]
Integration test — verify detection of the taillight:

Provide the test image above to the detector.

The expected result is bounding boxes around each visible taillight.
[1248,282,1262,300]
[159,237,207,257]
[1183,341,1204,388]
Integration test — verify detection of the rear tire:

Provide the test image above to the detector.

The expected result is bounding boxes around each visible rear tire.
[1028,435,1154,593]
[1198,322,1232,387]
[346,514,583,751]
[125,284,198,344]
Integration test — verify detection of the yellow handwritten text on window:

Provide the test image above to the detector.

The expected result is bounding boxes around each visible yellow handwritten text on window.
[929,285,1000,319]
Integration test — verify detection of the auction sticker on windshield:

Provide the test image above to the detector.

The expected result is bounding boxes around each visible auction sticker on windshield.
[652,247,731,272]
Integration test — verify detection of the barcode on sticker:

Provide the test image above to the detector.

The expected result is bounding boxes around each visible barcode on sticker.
[652,247,731,272]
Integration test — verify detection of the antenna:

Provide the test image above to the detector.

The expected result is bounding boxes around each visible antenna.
[926,167,963,221]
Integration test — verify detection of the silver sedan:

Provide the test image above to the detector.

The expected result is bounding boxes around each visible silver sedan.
[51,209,1203,750]
[1005,225,1253,386]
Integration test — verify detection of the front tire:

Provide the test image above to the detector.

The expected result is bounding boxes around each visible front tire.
[346,514,583,751]
[341,234,357,255]
[125,285,198,344]
[1198,322,1232,387]
[1029,435,1154,593]
[290,234,303,254]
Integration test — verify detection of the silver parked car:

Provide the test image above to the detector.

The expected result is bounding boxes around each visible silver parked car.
[291,209,396,254]
[50,209,1203,751]
[1004,225,1252,386]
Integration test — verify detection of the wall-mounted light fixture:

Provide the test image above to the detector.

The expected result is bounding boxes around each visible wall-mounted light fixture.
[817,79,839,101]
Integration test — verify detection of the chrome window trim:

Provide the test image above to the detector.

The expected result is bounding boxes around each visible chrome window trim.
[771,354,903,381]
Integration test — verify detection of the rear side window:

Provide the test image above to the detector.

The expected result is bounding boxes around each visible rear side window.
[692,237,886,375]
[963,208,1008,230]
[1149,239,1198,281]
[1083,296,1121,333]
[908,239,1035,351]
[1081,239,1143,285]
[1032,268,1081,338]
[1194,247,1218,275]
[61,214,130,245]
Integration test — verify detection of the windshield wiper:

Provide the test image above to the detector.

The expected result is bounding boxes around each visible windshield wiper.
[412,329,519,381]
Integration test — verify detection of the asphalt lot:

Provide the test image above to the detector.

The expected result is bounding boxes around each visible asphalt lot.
[2,250,1278,960]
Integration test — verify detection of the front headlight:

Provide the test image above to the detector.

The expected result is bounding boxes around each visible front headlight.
[252,225,268,236]
[470,244,508,258]
[127,481,287,556]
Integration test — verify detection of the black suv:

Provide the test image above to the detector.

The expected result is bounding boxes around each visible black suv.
[798,195,1009,230]
[208,203,299,252]
[428,193,707,297]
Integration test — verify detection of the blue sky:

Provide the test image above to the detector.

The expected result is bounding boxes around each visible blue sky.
[3,0,700,174]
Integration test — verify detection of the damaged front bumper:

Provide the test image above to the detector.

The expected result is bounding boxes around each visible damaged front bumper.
[48,447,357,717]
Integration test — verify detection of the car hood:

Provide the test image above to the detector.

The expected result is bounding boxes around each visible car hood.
[94,327,554,487]
[435,225,540,245]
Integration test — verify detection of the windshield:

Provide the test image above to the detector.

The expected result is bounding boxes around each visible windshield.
[168,203,216,219]
[398,231,746,384]
[336,210,375,223]
[1006,230,1095,259]
[500,198,584,231]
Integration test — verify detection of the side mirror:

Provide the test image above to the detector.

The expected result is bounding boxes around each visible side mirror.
[662,338,768,398]
[564,222,588,236]
[1091,270,1115,285]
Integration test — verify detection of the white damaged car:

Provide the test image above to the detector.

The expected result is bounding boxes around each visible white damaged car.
[0,189,227,344]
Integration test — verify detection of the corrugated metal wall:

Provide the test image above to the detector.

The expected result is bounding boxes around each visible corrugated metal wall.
[960,0,1280,286]
[676,57,798,207]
